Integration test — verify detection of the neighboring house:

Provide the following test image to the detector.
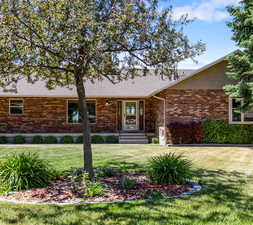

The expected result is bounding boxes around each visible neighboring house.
[0,52,248,144]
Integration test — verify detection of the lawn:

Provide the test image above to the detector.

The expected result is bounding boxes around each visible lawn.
[0,144,253,225]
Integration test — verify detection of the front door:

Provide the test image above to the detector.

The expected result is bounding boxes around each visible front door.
[123,101,139,131]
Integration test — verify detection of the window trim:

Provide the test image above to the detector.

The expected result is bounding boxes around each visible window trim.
[9,99,24,115]
[229,97,253,124]
[66,99,97,124]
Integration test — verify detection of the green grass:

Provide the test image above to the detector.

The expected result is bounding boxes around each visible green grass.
[0,144,253,225]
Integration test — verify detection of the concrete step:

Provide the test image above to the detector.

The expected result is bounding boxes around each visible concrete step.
[120,135,147,139]
[119,132,149,144]
[120,133,146,136]
[119,139,149,144]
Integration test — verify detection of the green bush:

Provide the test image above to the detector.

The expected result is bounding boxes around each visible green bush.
[151,137,159,144]
[201,120,253,144]
[0,136,8,144]
[76,136,83,144]
[120,176,136,190]
[0,152,57,192]
[32,136,43,144]
[13,136,26,144]
[143,189,164,200]
[148,153,193,185]
[95,167,117,178]
[84,182,105,197]
[60,136,74,144]
[105,135,119,144]
[91,135,104,144]
[44,136,58,144]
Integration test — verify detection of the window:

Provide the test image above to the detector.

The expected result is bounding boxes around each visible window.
[230,98,253,123]
[68,101,96,124]
[9,99,24,115]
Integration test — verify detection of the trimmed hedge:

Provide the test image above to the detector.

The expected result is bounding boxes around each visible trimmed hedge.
[32,136,43,144]
[105,135,119,144]
[0,136,8,144]
[13,136,26,144]
[76,136,83,144]
[44,136,58,144]
[201,120,253,144]
[167,120,253,144]
[60,136,74,144]
[91,135,104,144]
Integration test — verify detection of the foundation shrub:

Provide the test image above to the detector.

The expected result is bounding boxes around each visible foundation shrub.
[91,135,104,144]
[105,135,119,144]
[0,136,8,144]
[32,136,43,144]
[13,136,26,144]
[167,121,203,144]
[60,136,74,144]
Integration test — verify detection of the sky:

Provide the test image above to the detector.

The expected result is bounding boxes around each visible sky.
[159,0,240,69]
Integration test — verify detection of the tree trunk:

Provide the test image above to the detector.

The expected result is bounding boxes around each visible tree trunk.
[74,72,94,180]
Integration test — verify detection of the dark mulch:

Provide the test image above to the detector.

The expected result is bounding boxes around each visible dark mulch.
[4,172,191,204]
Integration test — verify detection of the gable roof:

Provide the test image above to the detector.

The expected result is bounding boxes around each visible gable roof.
[149,50,239,97]
[0,51,238,98]
[0,70,193,98]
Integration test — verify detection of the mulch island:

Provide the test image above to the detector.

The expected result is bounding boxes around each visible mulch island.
[2,168,192,204]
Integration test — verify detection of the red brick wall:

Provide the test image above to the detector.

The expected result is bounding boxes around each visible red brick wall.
[150,89,229,137]
[0,97,154,133]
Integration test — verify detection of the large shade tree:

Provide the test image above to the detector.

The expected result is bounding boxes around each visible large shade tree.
[224,0,253,111]
[0,0,204,178]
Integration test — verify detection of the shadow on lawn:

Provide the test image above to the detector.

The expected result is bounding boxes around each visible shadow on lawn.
[1,168,253,225]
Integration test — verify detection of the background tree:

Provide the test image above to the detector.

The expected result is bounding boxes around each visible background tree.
[0,0,204,179]
[224,0,253,111]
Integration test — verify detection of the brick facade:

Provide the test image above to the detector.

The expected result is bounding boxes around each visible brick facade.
[150,89,229,143]
[0,90,229,135]
[0,97,155,133]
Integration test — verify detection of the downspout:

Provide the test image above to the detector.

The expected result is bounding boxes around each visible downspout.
[153,95,167,145]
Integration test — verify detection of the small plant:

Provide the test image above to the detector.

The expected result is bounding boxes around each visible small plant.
[13,136,26,144]
[76,136,83,144]
[32,136,43,144]
[91,135,104,144]
[120,176,136,190]
[82,172,89,183]
[95,167,117,178]
[44,136,58,144]
[151,137,159,144]
[143,189,164,200]
[148,153,193,185]
[60,136,74,144]
[0,152,57,191]
[0,136,8,144]
[105,135,119,144]
[84,182,105,197]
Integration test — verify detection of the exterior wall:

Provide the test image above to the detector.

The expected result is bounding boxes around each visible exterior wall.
[151,89,229,143]
[0,97,154,134]
[173,61,233,90]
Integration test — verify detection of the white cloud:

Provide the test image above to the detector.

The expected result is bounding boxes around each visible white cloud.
[173,0,240,22]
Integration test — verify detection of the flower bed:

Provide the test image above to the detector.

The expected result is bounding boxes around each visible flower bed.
[1,171,193,204]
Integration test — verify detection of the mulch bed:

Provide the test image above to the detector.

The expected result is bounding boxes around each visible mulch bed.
[3,172,192,204]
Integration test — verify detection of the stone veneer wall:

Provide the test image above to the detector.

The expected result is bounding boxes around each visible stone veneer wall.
[0,97,154,133]
[151,89,229,143]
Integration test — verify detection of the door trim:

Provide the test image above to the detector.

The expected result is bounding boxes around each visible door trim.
[122,100,139,131]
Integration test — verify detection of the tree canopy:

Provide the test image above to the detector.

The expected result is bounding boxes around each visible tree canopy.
[224,0,253,111]
[0,0,205,178]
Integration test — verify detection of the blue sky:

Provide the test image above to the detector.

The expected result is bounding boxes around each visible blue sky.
[159,0,239,69]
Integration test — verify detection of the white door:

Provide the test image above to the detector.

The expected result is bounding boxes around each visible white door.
[123,101,139,131]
